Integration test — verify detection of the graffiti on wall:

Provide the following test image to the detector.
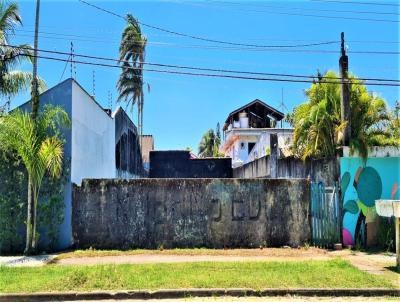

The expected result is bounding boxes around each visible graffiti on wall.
[341,157,399,246]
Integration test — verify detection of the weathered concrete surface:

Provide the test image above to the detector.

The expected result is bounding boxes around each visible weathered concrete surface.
[233,156,339,186]
[72,178,310,249]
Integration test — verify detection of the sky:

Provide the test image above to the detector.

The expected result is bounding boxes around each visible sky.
[9,0,400,152]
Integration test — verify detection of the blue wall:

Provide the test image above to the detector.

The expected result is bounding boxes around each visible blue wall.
[340,157,400,246]
[18,79,73,250]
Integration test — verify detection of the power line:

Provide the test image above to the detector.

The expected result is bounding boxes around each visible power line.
[176,0,399,23]
[4,43,399,83]
[59,53,70,82]
[17,26,399,45]
[7,48,398,86]
[77,0,345,47]
[15,28,400,45]
[198,0,400,17]
[34,54,400,86]
[11,32,399,56]
[310,0,399,7]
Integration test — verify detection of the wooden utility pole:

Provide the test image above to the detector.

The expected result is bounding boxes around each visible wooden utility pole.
[339,32,350,146]
[25,0,40,255]
[31,0,40,121]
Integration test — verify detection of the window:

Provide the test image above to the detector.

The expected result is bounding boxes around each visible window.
[248,142,256,154]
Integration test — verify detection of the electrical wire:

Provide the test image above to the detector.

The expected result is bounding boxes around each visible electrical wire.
[18,26,399,45]
[202,0,400,16]
[10,33,400,56]
[3,43,399,83]
[166,0,399,23]
[3,45,397,86]
[310,0,399,7]
[14,29,400,46]
[77,0,346,47]
[31,54,400,86]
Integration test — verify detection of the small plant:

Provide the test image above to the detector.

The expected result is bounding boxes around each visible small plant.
[303,242,310,250]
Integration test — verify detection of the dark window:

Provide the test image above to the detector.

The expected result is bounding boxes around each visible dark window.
[248,142,256,154]
[115,140,121,170]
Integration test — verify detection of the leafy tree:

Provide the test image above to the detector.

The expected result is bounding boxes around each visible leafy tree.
[215,122,221,147]
[198,125,224,158]
[117,14,147,136]
[0,0,45,111]
[0,105,70,254]
[291,70,394,160]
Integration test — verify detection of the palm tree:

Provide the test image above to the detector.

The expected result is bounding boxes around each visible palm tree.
[117,14,147,138]
[198,128,223,158]
[0,1,45,111]
[0,105,70,254]
[291,70,393,160]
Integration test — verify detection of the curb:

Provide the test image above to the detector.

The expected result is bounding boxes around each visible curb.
[1,288,399,301]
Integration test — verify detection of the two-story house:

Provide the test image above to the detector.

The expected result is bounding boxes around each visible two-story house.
[220,99,293,167]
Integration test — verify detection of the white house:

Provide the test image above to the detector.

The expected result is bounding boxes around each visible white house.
[220,99,293,167]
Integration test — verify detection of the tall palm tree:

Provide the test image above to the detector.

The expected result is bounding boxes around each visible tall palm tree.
[0,1,44,111]
[0,105,70,254]
[291,70,393,160]
[117,14,147,138]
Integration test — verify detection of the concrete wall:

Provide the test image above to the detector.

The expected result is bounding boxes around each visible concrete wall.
[341,156,400,247]
[71,81,116,185]
[149,151,232,178]
[72,178,311,249]
[114,108,145,178]
[233,156,339,186]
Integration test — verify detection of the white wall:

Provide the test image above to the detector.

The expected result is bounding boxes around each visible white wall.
[71,82,116,184]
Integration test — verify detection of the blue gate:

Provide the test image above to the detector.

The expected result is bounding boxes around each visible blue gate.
[311,182,341,247]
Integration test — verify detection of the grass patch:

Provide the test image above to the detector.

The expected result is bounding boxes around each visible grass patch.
[0,259,394,293]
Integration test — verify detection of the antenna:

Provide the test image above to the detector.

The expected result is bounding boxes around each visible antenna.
[92,70,95,98]
[107,90,113,110]
[70,42,76,80]
[70,42,73,79]
[278,87,289,128]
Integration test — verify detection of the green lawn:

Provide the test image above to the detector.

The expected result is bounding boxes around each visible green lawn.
[0,259,394,293]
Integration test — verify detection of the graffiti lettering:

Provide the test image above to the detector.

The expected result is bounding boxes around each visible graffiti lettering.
[211,198,221,222]
[153,201,164,225]
[249,199,261,221]
[232,199,245,221]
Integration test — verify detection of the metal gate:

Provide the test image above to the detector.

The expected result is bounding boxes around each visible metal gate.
[311,182,341,247]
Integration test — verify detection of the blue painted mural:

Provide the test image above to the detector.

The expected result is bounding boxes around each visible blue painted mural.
[341,157,400,246]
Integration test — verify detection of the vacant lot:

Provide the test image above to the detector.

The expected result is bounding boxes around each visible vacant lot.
[0,259,394,293]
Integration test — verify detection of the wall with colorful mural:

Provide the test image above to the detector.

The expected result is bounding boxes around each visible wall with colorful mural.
[341,157,400,247]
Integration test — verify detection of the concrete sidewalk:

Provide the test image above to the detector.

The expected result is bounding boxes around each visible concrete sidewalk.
[0,255,56,267]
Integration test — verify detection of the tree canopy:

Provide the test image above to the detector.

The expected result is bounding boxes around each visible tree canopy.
[0,1,45,111]
[290,70,398,160]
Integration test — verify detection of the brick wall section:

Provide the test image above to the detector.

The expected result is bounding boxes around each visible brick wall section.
[72,178,310,249]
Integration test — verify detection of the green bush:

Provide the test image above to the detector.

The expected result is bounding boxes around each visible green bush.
[0,152,69,254]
